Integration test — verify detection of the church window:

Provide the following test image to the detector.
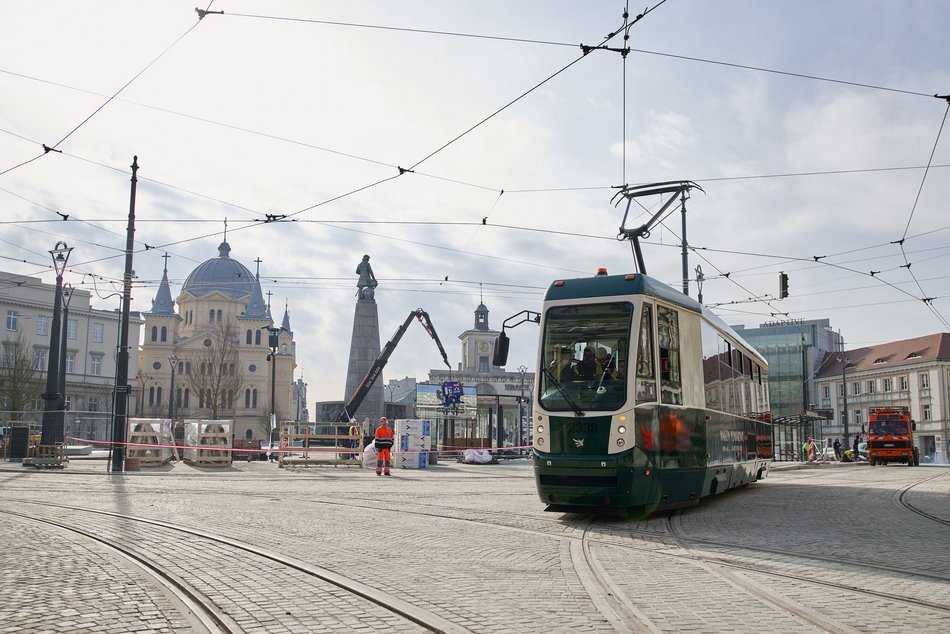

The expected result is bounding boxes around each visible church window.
[216,310,222,322]
[246,329,252,345]
[209,310,215,323]
[151,326,158,342]
[252,388,258,408]
[245,389,251,408]
[183,389,190,408]
[160,326,167,342]
[156,386,163,407]
[149,386,155,407]
[255,330,261,346]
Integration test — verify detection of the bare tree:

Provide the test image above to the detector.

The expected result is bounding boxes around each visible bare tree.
[185,319,246,420]
[0,331,43,421]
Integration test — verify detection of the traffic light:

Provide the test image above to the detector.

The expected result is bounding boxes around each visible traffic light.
[779,272,789,299]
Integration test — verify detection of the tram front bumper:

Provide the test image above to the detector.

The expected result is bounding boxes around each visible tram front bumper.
[533,451,654,510]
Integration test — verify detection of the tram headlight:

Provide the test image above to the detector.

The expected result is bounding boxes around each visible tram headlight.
[617,438,625,447]
[536,424,544,435]
[618,425,626,434]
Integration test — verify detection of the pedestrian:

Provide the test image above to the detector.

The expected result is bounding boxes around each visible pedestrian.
[833,438,841,461]
[374,416,394,476]
[802,438,809,462]
[347,420,361,460]
[852,434,860,461]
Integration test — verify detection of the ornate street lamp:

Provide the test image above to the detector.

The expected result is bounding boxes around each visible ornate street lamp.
[167,354,178,422]
[264,326,282,442]
[40,241,73,446]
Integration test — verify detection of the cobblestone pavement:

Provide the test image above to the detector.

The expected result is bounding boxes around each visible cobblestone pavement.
[0,457,947,633]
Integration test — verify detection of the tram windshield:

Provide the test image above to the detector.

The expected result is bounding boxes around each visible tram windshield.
[539,301,632,412]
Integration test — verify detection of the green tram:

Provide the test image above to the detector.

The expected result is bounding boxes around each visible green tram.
[523,270,772,514]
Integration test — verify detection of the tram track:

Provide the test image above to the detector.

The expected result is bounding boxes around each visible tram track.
[895,470,950,527]
[0,500,468,634]
[665,511,950,620]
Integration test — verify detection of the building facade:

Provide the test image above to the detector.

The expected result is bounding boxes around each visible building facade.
[814,333,950,464]
[733,318,843,418]
[0,270,143,440]
[425,302,535,450]
[138,243,297,442]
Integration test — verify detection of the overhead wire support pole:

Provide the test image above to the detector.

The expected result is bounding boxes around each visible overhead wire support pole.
[110,156,138,473]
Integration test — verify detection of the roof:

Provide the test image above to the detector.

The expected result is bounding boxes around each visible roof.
[816,332,950,377]
[180,242,262,302]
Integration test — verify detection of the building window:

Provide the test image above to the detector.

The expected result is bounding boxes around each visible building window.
[854,410,862,425]
[33,348,47,371]
[36,315,49,336]
[149,386,156,406]
[151,326,158,342]
[252,388,258,408]
[898,376,908,391]
[160,326,167,342]
[92,322,104,343]
[866,380,875,394]
[883,378,892,392]
[246,329,253,345]
[839,383,845,398]
[65,352,76,374]
[919,373,930,389]
[6,310,18,331]
[88,397,99,412]
[479,356,489,374]
[90,354,103,376]
[823,385,830,400]
[255,330,261,346]
[66,319,77,340]
[851,382,860,396]
[63,395,71,411]
[923,404,931,420]
[184,389,190,408]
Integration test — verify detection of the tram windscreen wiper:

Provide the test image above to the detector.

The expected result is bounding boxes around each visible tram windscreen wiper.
[542,367,585,416]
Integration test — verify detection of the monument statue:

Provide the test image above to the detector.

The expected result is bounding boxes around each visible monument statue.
[356,254,378,299]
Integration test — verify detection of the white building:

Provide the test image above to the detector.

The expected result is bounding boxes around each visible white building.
[814,333,950,463]
[0,269,143,440]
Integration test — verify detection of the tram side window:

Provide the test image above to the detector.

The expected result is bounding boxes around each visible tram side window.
[700,319,724,411]
[657,305,682,405]
[636,304,657,403]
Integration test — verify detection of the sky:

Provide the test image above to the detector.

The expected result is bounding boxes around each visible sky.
[2,1,949,408]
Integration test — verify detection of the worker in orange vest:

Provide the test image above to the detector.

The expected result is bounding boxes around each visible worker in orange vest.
[374,416,395,476]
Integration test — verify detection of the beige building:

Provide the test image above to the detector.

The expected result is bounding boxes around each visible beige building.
[0,269,143,440]
[814,333,950,464]
[139,242,297,442]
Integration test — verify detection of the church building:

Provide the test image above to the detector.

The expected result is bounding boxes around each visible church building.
[138,242,297,442]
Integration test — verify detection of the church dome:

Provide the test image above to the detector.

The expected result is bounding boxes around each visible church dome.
[181,242,260,300]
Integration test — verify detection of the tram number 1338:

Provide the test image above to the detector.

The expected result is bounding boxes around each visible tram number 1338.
[564,421,599,434]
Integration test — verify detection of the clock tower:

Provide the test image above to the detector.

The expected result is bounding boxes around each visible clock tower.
[459,302,498,374]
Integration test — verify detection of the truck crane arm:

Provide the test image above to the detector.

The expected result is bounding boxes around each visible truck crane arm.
[339,308,450,423]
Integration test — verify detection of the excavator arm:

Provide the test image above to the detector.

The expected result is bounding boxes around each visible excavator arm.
[339,308,450,422]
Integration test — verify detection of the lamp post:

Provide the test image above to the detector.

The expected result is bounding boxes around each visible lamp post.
[264,326,281,441]
[167,354,178,423]
[137,374,151,417]
[41,241,73,446]
[58,284,74,438]
[838,356,850,446]
[518,365,527,452]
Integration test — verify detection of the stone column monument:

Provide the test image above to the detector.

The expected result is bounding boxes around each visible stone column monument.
[343,255,384,426]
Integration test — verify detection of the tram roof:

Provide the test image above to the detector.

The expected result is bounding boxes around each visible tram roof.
[544,273,704,313]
